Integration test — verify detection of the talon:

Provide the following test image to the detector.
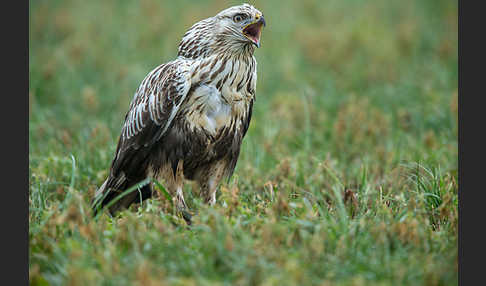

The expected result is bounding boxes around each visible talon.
[181,210,192,225]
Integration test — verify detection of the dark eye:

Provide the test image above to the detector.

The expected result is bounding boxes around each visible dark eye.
[233,14,246,23]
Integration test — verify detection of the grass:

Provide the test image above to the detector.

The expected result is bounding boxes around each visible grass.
[29,0,458,285]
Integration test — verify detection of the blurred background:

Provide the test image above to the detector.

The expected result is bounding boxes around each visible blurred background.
[29,0,457,179]
[29,0,457,284]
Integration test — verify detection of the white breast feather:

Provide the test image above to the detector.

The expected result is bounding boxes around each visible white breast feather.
[188,85,231,134]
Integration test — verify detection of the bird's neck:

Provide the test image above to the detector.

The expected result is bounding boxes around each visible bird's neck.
[179,43,255,61]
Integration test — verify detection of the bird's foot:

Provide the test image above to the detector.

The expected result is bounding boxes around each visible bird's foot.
[174,198,192,225]
[181,209,192,225]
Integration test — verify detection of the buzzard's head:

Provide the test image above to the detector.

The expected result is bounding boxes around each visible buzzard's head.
[178,4,266,59]
[214,4,266,48]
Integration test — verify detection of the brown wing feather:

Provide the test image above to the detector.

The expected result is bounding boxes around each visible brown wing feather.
[93,59,193,211]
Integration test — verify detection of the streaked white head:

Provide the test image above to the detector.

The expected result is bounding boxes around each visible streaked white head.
[178,4,266,59]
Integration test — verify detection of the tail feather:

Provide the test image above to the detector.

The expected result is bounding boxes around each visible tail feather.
[92,174,153,216]
[92,174,128,216]
[91,178,110,216]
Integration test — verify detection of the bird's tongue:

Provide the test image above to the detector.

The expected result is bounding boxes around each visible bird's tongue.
[243,22,263,47]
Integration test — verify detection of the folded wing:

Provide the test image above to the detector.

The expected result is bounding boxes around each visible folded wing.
[93,59,193,212]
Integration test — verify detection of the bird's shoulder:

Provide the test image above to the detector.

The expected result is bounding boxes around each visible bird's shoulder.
[115,58,196,152]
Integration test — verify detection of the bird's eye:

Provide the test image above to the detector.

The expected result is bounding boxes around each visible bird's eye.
[233,14,245,23]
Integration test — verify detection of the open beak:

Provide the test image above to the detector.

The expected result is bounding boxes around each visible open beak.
[242,16,266,48]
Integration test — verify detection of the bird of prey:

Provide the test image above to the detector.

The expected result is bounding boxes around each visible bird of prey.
[93,4,265,223]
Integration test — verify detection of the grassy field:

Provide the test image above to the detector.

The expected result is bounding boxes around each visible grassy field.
[29,0,458,285]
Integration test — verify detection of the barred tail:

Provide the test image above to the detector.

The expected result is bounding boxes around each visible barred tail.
[91,178,110,216]
[91,174,153,216]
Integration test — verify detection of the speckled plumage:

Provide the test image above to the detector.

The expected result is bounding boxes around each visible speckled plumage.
[93,4,265,221]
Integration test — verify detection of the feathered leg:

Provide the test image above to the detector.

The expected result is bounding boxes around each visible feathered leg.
[158,160,192,224]
[197,160,227,206]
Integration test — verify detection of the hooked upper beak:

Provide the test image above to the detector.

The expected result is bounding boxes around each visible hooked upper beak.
[242,15,266,48]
